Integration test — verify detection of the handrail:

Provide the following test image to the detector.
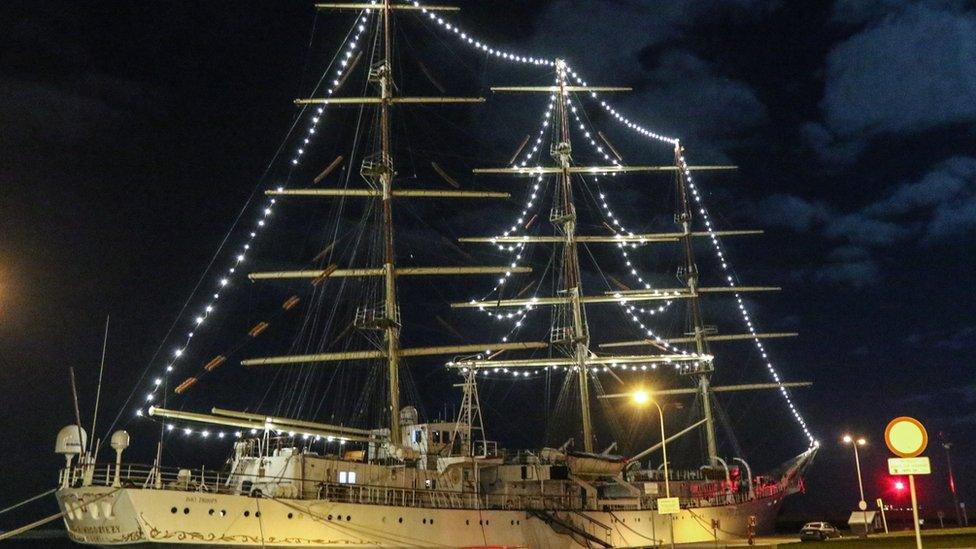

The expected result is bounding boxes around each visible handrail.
[59,462,794,512]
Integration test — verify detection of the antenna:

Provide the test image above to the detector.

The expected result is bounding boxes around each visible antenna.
[89,315,110,460]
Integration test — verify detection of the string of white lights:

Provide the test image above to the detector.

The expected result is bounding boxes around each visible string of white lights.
[565,96,675,314]
[565,67,679,146]
[412,2,553,67]
[134,11,375,432]
[674,154,817,446]
[467,92,558,333]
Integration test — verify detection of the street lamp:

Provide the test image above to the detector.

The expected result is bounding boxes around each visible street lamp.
[843,434,869,536]
[632,389,674,549]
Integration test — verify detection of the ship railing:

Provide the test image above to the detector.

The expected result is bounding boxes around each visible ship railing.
[62,463,796,513]
[59,463,586,511]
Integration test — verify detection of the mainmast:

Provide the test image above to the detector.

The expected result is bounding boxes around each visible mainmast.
[551,59,595,452]
[674,143,718,464]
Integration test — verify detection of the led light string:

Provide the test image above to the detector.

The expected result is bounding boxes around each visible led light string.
[467,93,557,330]
[674,153,816,446]
[412,2,553,67]
[411,0,680,145]
[559,96,693,367]
[133,11,375,432]
[564,67,679,146]
[565,96,676,315]
[408,0,814,444]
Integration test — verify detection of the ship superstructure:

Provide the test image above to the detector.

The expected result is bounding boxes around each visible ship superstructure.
[54,2,818,547]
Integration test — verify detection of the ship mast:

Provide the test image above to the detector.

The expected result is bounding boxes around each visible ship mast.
[378,0,402,446]
[674,143,718,464]
[551,59,595,452]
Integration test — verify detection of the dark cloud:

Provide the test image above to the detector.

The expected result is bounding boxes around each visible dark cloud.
[756,156,976,251]
[866,156,976,216]
[822,212,909,246]
[808,2,976,161]
[527,0,769,153]
[754,193,831,231]
[813,258,880,288]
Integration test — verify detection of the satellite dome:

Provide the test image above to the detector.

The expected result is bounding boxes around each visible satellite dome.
[55,425,87,455]
[110,430,130,451]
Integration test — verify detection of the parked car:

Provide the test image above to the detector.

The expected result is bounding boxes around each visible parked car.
[799,522,841,541]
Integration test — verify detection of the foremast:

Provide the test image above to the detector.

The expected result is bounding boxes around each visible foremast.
[551,59,594,452]
[377,0,402,445]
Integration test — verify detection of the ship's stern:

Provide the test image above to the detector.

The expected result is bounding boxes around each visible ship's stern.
[57,485,145,545]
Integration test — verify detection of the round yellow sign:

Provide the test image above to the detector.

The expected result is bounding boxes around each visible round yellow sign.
[884,416,928,458]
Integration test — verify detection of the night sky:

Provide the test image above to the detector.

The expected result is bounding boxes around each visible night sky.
[2,0,974,528]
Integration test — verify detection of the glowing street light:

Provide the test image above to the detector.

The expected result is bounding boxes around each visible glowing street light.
[631,389,650,406]
[843,434,870,536]
[631,388,675,549]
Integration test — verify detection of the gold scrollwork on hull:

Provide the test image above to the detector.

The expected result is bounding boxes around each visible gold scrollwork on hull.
[146,524,369,545]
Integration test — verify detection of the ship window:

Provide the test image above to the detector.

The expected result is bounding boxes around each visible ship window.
[432,431,440,443]
[413,430,422,444]
[423,518,427,524]
[244,511,250,517]
[220,510,226,517]
[346,515,351,521]
[255,511,261,518]
[170,507,177,514]
[208,509,215,516]
[465,519,470,525]
[288,513,294,519]
[398,517,403,523]
[338,471,357,484]
[183,507,190,514]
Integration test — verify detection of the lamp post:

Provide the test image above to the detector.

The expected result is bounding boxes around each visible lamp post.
[633,389,675,549]
[940,433,962,527]
[843,434,869,536]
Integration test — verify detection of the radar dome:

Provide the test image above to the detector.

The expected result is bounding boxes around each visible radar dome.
[110,430,130,451]
[55,425,87,455]
[399,406,419,426]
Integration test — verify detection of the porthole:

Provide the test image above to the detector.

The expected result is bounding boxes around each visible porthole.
[255,511,261,518]
[486,520,490,525]
[465,519,470,525]
[220,510,227,516]
[511,520,515,525]
[336,515,342,521]
[429,518,433,524]
[244,511,250,517]
[398,517,403,523]
[327,514,333,521]
[423,518,427,524]
[183,507,190,515]
[208,509,215,516]
[346,515,352,522]
[287,513,294,519]
[170,507,178,514]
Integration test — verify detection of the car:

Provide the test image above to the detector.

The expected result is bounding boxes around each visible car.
[799,522,841,541]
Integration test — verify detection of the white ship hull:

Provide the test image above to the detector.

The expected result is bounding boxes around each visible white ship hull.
[57,485,785,547]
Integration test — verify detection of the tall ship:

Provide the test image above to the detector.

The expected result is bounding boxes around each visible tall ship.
[53,1,819,546]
